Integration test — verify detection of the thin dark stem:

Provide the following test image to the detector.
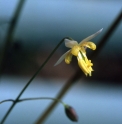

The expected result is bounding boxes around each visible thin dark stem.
[19,97,66,106]
[0,37,69,124]
[0,97,66,106]
[92,10,122,60]
[0,99,14,104]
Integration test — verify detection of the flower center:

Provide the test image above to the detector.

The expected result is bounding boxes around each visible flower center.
[71,45,81,56]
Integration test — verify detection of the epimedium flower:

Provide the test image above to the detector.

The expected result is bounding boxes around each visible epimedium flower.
[54,28,103,76]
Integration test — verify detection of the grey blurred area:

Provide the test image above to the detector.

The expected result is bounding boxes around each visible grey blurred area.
[0,1,122,124]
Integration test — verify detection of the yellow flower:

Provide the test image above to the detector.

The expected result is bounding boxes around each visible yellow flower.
[54,28,103,76]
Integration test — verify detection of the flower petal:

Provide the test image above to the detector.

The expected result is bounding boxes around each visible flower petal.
[80,41,96,50]
[65,39,78,48]
[54,50,70,66]
[79,28,103,44]
[65,52,72,64]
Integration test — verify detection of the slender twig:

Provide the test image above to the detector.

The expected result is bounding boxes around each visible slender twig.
[35,11,122,124]
[0,97,66,107]
[91,10,122,60]
[0,37,70,124]
[0,99,14,104]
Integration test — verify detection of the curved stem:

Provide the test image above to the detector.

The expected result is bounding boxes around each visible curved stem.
[0,99,14,104]
[1,37,70,124]
[18,97,66,106]
[0,97,66,107]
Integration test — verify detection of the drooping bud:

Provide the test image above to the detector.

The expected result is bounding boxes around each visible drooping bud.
[64,105,78,122]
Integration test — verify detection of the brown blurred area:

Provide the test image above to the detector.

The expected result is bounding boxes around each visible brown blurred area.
[1,42,122,85]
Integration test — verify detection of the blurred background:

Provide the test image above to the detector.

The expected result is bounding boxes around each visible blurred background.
[0,0,122,124]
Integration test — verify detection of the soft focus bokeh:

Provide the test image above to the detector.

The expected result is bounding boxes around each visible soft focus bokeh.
[0,0,122,124]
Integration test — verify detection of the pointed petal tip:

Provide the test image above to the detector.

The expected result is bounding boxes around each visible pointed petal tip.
[99,28,103,33]
[54,51,70,67]
[54,62,60,66]
[54,63,57,66]
[54,61,61,66]
[54,61,60,67]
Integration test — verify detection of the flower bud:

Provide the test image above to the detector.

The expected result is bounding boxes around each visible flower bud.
[64,105,78,122]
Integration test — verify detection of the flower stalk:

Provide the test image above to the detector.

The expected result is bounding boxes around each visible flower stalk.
[0,97,78,122]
